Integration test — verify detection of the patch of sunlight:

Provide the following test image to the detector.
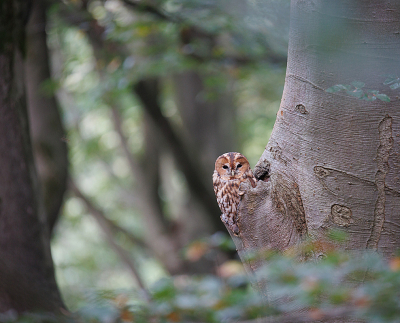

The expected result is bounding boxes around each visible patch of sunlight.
[79,162,109,193]
[112,157,130,178]
[99,130,121,150]
[64,197,85,219]
[80,110,113,140]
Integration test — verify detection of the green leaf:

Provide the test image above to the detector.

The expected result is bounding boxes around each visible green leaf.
[383,75,398,85]
[365,96,377,101]
[376,94,390,102]
[346,89,364,99]
[351,81,365,89]
[389,83,400,90]
[40,79,60,97]
[151,278,176,301]
[326,86,338,93]
[327,229,348,243]
[326,84,347,93]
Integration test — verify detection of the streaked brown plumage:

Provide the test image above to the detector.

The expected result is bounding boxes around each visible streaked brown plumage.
[212,152,256,235]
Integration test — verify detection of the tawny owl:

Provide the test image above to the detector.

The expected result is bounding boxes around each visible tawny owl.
[213,152,256,235]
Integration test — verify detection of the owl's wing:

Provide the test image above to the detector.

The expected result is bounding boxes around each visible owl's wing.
[212,171,220,195]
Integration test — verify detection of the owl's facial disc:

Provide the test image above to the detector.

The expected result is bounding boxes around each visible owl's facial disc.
[215,152,250,180]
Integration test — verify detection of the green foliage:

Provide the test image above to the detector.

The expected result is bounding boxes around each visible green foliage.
[384,75,400,89]
[70,273,266,323]
[326,81,390,102]
[52,236,400,323]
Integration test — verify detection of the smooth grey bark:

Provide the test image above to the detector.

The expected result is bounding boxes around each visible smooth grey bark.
[235,0,400,292]
[0,0,65,312]
[26,0,68,234]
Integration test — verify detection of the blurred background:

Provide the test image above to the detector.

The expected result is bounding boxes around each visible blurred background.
[28,0,290,319]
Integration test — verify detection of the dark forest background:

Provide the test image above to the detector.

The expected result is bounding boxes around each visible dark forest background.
[32,0,288,316]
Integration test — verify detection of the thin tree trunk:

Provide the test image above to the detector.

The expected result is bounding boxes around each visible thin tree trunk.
[172,70,234,245]
[26,0,69,234]
[134,79,224,231]
[69,178,151,301]
[111,105,185,274]
[173,71,236,176]
[0,0,65,312]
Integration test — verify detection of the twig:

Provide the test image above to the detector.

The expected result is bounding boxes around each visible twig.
[110,104,170,230]
[101,209,148,250]
[109,104,185,274]
[68,177,151,301]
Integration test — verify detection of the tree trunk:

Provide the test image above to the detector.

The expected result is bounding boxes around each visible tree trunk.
[173,71,237,176]
[235,0,400,292]
[172,71,236,243]
[0,0,65,313]
[26,0,69,234]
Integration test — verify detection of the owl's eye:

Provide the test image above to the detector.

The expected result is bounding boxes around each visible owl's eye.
[236,164,242,169]
[222,165,229,169]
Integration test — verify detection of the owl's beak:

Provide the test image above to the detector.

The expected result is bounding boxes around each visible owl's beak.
[231,170,235,176]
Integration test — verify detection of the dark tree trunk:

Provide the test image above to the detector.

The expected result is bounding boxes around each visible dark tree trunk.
[173,71,236,176]
[172,71,236,242]
[134,79,225,231]
[26,0,69,234]
[0,0,65,313]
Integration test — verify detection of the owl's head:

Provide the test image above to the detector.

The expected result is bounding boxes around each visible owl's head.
[215,152,251,180]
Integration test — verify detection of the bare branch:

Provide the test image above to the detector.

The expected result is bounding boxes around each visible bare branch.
[68,177,151,301]
[110,104,168,226]
[109,104,186,274]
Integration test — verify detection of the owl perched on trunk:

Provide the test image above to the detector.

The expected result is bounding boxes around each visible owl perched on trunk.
[213,152,256,235]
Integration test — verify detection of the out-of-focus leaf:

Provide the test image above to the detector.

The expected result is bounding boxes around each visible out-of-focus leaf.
[185,241,209,262]
[383,75,399,85]
[351,81,365,88]
[151,278,176,301]
[376,93,390,102]
[326,84,348,93]
[327,228,348,243]
[389,82,400,89]
[389,257,400,272]
[346,89,364,99]
[209,232,236,251]
[217,260,244,278]
[39,78,60,97]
